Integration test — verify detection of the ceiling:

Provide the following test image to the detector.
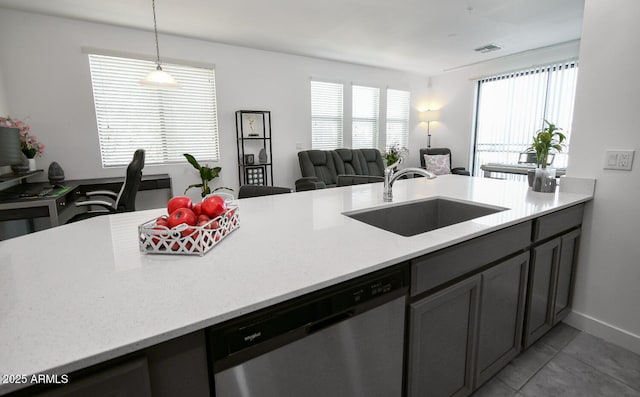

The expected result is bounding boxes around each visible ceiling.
[0,0,585,75]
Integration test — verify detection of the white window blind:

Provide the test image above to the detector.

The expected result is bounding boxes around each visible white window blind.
[473,61,578,177]
[386,89,410,150]
[352,85,380,149]
[311,81,343,150]
[88,54,219,167]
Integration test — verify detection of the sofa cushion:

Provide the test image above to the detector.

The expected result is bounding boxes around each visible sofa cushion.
[333,149,364,175]
[358,149,385,177]
[424,154,451,175]
[298,150,338,186]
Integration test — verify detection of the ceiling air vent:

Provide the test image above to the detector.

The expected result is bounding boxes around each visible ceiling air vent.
[474,44,502,53]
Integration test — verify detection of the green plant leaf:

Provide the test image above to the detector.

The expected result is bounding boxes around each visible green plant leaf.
[184,153,201,171]
[184,183,203,194]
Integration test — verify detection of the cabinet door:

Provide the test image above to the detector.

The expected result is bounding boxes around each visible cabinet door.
[553,229,581,323]
[35,357,151,397]
[408,276,480,397]
[524,237,561,348]
[476,252,529,386]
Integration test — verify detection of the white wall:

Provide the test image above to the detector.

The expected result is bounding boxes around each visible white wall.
[428,41,580,172]
[0,62,10,175]
[0,9,429,202]
[562,0,640,353]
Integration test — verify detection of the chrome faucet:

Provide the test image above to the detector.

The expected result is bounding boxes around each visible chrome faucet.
[383,158,436,202]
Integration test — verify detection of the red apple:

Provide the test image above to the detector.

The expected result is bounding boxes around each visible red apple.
[167,207,197,229]
[193,202,203,216]
[201,195,227,218]
[156,216,169,227]
[167,196,193,215]
[197,214,210,224]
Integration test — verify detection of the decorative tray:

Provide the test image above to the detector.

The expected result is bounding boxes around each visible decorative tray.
[138,203,239,256]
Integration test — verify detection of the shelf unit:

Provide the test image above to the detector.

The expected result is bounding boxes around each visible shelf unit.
[235,110,273,186]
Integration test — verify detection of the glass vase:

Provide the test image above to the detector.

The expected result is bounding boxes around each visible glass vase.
[532,168,556,193]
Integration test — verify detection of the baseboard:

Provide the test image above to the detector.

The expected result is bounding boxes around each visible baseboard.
[564,310,640,355]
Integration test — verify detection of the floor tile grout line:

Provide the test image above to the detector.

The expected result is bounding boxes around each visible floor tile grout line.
[515,330,581,393]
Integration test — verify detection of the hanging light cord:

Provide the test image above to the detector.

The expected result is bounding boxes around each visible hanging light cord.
[151,0,162,69]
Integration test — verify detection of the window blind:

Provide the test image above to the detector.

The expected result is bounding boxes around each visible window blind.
[386,89,410,150]
[311,81,343,150]
[88,54,219,167]
[473,61,578,177]
[352,85,380,149]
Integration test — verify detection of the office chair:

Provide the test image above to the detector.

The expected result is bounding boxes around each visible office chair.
[67,149,145,223]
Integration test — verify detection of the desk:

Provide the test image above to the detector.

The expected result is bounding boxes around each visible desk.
[0,183,79,227]
[480,163,567,178]
[0,174,172,229]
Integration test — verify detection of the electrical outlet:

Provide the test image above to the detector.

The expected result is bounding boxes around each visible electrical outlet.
[604,149,635,170]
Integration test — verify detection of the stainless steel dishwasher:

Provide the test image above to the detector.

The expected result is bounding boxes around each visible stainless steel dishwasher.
[207,267,408,397]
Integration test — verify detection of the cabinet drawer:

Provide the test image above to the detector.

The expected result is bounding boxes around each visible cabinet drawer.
[411,221,532,296]
[533,204,584,242]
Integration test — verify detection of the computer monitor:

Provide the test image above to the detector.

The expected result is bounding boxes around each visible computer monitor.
[0,127,23,166]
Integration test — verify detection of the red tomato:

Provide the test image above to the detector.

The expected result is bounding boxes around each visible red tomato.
[167,208,197,229]
[167,196,193,215]
[201,195,227,218]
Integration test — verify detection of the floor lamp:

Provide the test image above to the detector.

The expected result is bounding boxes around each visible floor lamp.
[419,110,440,148]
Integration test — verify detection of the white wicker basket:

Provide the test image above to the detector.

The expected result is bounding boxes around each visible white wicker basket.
[138,203,239,256]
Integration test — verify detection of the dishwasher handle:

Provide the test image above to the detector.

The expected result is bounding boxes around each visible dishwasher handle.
[307,310,354,334]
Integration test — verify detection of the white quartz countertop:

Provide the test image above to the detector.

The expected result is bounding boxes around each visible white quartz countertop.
[0,175,594,394]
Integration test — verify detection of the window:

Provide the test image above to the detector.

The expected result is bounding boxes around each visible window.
[386,89,410,150]
[88,54,219,167]
[473,61,578,176]
[352,85,380,149]
[311,81,343,150]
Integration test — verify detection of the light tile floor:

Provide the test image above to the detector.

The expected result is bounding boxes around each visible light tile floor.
[472,323,640,397]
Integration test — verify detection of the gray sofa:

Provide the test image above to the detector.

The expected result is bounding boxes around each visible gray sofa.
[295,148,386,191]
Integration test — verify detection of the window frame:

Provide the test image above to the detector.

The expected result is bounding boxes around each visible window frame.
[87,52,220,168]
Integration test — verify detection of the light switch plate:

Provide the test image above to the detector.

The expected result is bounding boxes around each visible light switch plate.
[604,149,635,170]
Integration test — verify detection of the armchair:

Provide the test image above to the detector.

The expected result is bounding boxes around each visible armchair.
[419,148,470,176]
[67,149,145,223]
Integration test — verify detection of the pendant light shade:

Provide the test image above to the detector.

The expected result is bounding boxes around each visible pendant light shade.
[140,65,180,88]
[140,0,180,89]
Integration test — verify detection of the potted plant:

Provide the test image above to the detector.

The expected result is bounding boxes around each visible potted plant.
[0,116,44,172]
[384,145,409,169]
[183,153,231,198]
[529,120,566,192]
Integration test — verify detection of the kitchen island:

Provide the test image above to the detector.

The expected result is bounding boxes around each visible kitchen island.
[0,175,594,395]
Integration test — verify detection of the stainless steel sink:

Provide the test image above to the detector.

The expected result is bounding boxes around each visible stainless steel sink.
[343,197,507,237]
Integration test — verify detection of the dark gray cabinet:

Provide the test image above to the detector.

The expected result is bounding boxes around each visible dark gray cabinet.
[32,332,210,397]
[408,250,530,397]
[35,357,151,397]
[475,252,529,386]
[408,275,481,397]
[524,205,583,348]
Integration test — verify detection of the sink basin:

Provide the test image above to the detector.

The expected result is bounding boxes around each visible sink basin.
[343,197,507,236]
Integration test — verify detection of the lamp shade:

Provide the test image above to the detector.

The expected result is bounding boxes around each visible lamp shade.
[419,109,441,122]
[140,66,181,89]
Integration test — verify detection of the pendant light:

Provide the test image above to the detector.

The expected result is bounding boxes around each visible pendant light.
[140,0,180,89]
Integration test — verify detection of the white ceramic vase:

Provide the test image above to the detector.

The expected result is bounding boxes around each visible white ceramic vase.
[28,158,37,171]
